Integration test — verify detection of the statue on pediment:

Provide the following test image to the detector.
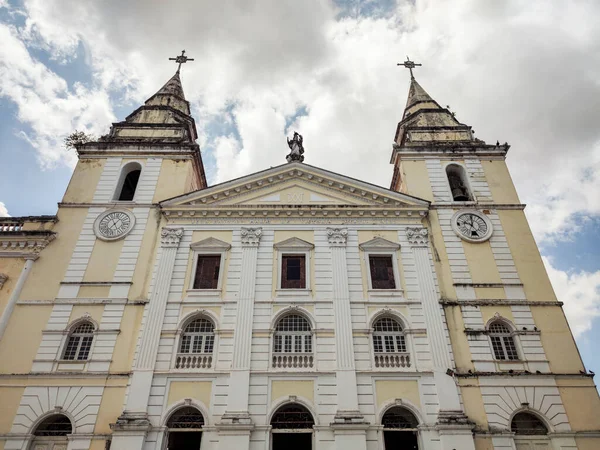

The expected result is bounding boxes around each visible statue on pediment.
[286,132,305,163]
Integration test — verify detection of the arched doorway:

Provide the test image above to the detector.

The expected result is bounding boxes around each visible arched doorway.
[165,406,205,450]
[271,403,314,450]
[382,406,419,450]
[511,412,551,450]
[30,414,72,450]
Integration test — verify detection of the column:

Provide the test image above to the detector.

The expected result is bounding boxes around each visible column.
[110,227,183,450]
[0,254,37,341]
[327,228,369,450]
[405,227,476,450]
[217,228,262,450]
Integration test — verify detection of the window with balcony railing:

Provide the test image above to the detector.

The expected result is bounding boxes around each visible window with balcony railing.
[272,314,313,369]
[176,318,215,369]
[373,317,410,368]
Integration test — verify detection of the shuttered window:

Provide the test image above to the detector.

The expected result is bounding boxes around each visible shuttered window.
[369,256,396,289]
[281,255,306,289]
[193,255,221,289]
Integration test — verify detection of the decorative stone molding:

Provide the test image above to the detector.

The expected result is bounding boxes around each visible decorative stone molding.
[0,273,7,290]
[240,227,262,246]
[326,227,348,246]
[160,227,184,247]
[405,227,429,246]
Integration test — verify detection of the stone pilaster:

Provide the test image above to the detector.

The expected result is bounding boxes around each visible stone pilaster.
[327,228,368,450]
[217,227,262,450]
[405,227,475,450]
[0,254,37,341]
[110,227,183,450]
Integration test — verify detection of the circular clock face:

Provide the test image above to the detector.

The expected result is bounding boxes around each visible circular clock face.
[94,210,135,241]
[451,210,493,242]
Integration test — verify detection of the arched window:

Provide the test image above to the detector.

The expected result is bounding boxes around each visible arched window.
[373,317,410,368]
[166,406,204,450]
[382,406,419,449]
[63,321,95,361]
[272,314,313,369]
[271,404,314,450]
[446,164,472,201]
[489,321,518,361]
[34,414,73,436]
[176,318,215,369]
[114,162,142,201]
[511,412,548,435]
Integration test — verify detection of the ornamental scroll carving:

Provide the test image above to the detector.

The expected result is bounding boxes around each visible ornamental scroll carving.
[161,227,184,247]
[326,227,348,246]
[240,227,262,246]
[405,227,429,246]
[0,273,7,290]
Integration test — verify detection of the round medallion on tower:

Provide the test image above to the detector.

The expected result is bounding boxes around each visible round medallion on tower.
[451,210,493,243]
[94,209,136,241]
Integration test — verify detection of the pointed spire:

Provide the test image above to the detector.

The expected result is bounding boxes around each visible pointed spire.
[144,69,190,115]
[153,70,186,101]
[403,77,441,118]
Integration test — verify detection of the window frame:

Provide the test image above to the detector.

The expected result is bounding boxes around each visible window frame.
[274,238,314,296]
[359,237,402,295]
[112,161,143,202]
[487,320,521,361]
[173,314,217,371]
[187,238,231,296]
[60,320,97,363]
[369,312,413,371]
[270,310,315,371]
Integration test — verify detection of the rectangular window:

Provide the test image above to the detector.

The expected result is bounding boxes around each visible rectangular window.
[281,254,306,289]
[193,255,221,289]
[369,255,396,289]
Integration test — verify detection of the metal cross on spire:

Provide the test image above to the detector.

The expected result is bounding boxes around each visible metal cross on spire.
[397,56,422,79]
[169,50,194,73]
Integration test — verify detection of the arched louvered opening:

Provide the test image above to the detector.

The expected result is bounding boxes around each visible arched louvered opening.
[31,414,72,450]
[511,412,548,436]
[271,404,314,450]
[176,317,215,369]
[62,321,95,361]
[489,321,519,361]
[446,164,472,201]
[272,314,313,369]
[382,407,419,450]
[165,406,204,450]
[372,317,410,368]
[114,162,142,201]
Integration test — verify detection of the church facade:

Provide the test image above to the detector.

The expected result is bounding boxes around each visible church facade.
[0,62,599,450]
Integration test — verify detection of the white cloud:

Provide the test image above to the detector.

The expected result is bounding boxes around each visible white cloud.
[0,202,9,217]
[543,256,600,338]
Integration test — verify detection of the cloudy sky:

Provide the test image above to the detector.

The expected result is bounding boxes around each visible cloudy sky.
[0,0,598,372]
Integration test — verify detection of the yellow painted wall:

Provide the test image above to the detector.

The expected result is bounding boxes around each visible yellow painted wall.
[575,438,600,450]
[481,160,520,204]
[0,387,24,432]
[62,159,105,204]
[271,380,314,403]
[458,382,488,428]
[462,241,502,285]
[400,160,434,201]
[0,258,25,316]
[473,437,495,450]
[94,387,126,433]
[20,208,88,301]
[129,212,161,301]
[375,380,420,408]
[497,210,556,302]
[532,306,584,373]
[167,381,212,410]
[82,239,125,283]
[557,379,600,431]
[110,305,144,372]
[428,212,456,300]
[445,306,474,370]
[273,230,314,244]
[153,159,193,203]
[0,305,52,373]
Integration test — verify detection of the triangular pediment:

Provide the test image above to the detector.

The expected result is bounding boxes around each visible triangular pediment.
[358,237,401,251]
[274,237,315,250]
[161,163,429,212]
[190,237,231,252]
